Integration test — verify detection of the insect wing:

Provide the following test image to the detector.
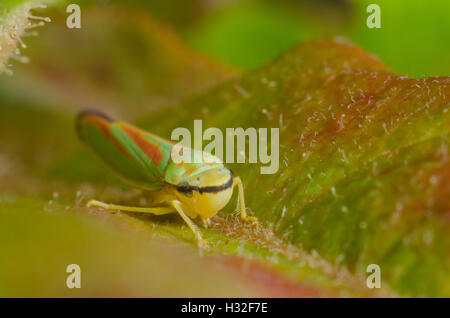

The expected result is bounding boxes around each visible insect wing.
[77,111,173,190]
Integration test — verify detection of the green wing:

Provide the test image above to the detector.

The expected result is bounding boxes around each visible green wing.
[76,110,173,190]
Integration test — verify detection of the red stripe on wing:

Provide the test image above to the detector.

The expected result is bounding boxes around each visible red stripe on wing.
[121,124,163,166]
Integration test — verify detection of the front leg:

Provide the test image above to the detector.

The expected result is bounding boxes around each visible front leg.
[202,217,211,228]
[171,200,208,249]
[233,176,258,225]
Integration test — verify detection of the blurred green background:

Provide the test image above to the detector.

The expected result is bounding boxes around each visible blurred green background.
[3,0,450,77]
[146,0,450,77]
[63,0,450,77]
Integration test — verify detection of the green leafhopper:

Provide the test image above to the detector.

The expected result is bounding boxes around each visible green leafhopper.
[76,110,257,248]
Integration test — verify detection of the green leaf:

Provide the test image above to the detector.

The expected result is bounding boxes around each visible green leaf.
[139,38,450,296]
[0,2,448,297]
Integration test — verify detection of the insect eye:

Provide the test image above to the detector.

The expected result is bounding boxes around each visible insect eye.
[176,182,193,197]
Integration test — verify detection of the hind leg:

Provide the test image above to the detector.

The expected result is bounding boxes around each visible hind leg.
[86,200,174,215]
[87,199,207,249]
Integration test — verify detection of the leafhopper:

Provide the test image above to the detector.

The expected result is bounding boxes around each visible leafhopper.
[76,110,257,248]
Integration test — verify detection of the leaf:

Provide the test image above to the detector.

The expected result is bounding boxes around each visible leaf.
[0,3,448,297]
[0,5,342,297]
[0,195,268,297]
[138,38,450,296]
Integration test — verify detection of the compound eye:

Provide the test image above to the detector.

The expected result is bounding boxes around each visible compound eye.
[176,182,193,197]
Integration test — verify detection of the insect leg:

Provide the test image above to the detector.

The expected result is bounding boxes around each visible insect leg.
[233,176,258,224]
[171,200,208,249]
[202,218,211,228]
[86,200,173,215]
